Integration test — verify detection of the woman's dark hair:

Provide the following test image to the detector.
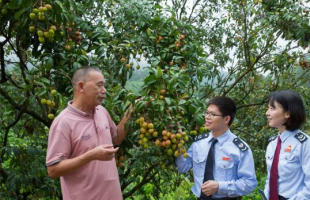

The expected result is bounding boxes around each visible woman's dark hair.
[268,90,306,131]
[208,96,236,126]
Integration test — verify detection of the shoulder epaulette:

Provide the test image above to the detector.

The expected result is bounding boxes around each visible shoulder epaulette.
[268,135,277,142]
[294,132,308,143]
[194,133,209,142]
[233,137,249,152]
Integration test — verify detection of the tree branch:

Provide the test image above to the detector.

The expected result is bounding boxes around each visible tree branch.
[222,27,279,96]
[120,160,133,190]
[1,108,24,161]
[179,0,188,20]
[188,0,201,22]
[122,162,159,198]
[0,108,25,181]
[0,21,14,84]
[237,101,267,109]
[0,87,50,127]
[231,127,250,135]
[0,167,8,181]
[0,43,7,83]
[14,34,30,90]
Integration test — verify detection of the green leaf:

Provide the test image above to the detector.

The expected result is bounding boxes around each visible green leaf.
[95,46,105,56]
[9,0,22,9]
[165,97,171,105]
[189,104,197,114]
[156,66,162,79]
[39,77,50,85]
[178,99,186,105]
[14,8,28,20]
[144,75,157,86]
[195,115,205,126]
[46,58,54,71]
[68,0,78,11]
[135,101,146,112]
[36,88,47,97]
[154,4,162,9]
[73,62,82,69]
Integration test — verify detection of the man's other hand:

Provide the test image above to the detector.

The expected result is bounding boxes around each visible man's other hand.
[91,144,119,161]
[201,180,219,196]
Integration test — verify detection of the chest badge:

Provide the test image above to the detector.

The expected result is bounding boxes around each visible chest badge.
[284,145,292,152]
[222,157,230,161]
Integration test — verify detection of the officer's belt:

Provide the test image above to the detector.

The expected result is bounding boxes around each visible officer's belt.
[279,195,288,200]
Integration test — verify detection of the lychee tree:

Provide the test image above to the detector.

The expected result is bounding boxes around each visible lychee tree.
[1,0,310,199]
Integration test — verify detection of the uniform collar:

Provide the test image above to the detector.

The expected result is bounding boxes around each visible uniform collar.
[67,100,97,118]
[279,129,300,142]
[210,129,232,146]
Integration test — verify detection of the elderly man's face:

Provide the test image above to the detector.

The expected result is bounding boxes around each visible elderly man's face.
[82,71,106,107]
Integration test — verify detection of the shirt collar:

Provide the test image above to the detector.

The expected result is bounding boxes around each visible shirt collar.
[67,100,96,118]
[279,129,300,142]
[210,129,232,146]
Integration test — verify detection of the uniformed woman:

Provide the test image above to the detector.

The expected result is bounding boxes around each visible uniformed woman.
[264,90,310,200]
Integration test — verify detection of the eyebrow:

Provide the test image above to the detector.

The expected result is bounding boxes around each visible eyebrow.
[206,111,218,114]
[97,81,105,85]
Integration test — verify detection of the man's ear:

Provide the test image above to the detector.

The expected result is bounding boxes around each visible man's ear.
[78,81,84,92]
[224,115,231,125]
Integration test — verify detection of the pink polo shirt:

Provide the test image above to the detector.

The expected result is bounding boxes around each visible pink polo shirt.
[46,101,123,200]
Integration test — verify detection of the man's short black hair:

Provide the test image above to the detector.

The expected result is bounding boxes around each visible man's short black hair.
[268,90,306,131]
[71,66,102,88]
[207,96,236,126]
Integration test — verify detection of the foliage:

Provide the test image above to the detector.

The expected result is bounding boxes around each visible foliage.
[1,0,310,199]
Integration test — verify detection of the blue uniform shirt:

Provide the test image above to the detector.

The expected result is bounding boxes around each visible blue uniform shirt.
[176,129,257,198]
[264,130,310,200]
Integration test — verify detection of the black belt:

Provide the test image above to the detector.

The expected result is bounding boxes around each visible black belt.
[198,197,241,200]
[279,195,288,200]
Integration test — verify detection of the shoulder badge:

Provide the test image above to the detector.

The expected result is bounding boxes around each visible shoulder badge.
[233,138,249,152]
[294,132,308,143]
[268,135,277,142]
[194,133,209,142]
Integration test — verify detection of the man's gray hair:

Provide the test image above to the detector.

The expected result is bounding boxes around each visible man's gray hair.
[71,66,102,88]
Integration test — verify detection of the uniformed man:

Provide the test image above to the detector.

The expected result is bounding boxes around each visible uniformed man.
[264,90,310,200]
[176,96,257,200]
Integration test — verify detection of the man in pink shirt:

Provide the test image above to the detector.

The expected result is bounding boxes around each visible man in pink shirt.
[46,66,132,200]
